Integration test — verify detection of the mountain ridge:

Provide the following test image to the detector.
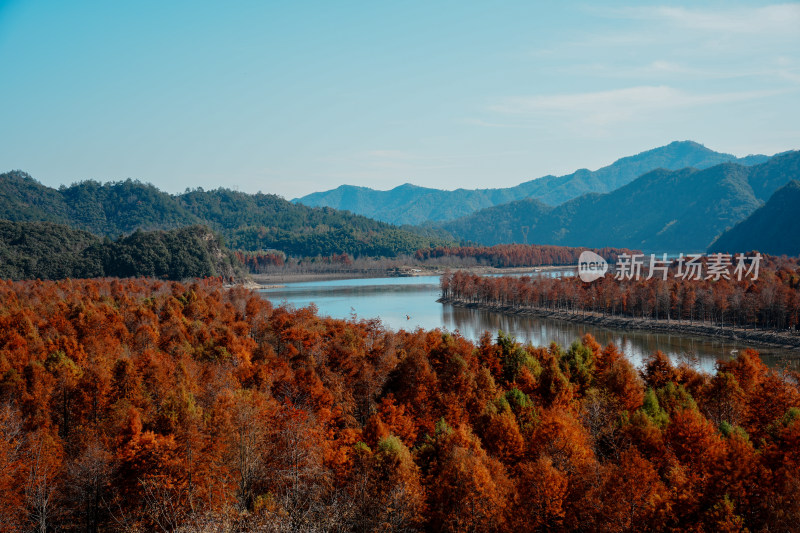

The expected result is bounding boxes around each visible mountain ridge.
[294,141,770,225]
[440,151,800,252]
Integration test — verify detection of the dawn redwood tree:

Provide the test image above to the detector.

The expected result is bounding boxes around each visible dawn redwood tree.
[419,422,512,533]
[512,456,568,532]
[0,403,26,532]
[63,440,113,533]
[700,371,746,428]
[591,447,669,532]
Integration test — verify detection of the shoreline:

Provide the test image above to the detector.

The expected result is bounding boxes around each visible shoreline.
[439,298,800,352]
[244,264,576,286]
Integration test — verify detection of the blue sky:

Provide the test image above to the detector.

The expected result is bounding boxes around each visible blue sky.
[1,1,798,199]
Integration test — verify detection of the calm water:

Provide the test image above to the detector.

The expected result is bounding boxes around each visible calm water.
[261,275,799,372]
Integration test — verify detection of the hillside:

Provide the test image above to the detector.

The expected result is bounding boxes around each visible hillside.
[0,221,241,280]
[435,198,554,246]
[709,180,800,256]
[0,220,102,279]
[0,172,454,257]
[294,141,769,225]
[442,151,799,252]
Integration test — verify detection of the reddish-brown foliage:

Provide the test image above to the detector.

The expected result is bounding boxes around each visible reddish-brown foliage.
[442,256,800,331]
[0,278,798,531]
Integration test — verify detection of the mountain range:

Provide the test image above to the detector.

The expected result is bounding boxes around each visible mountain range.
[294,141,769,225]
[439,151,800,252]
[2,141,796,260]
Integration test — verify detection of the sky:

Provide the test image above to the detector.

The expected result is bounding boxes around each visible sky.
[1,1,798,199]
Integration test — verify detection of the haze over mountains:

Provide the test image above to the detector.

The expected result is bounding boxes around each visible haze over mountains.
[295,141,769,225]
[440,151,800,253]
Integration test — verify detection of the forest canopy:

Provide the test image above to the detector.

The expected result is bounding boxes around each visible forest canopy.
[1,278,800,531]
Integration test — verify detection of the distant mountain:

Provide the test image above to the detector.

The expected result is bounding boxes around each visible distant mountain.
[709,180,800,257]
[0,171,454,257]
[294,141,769,225]
[441,151,800,252]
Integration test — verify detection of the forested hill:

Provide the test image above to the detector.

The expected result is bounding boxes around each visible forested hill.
[294,141,769,225]
[709,180,800,256]
[441,150,800,252]
[0,221,242,280]
[0,171,454,257]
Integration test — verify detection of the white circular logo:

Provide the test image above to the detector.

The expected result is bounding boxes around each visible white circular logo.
[578,251,608,283]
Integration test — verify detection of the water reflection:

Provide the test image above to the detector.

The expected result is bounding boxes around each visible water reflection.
[441,304,796,372]
[262,275,798,373]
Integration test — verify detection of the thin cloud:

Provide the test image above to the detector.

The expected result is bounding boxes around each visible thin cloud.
[777,69,800,83]
[490,86,786,126]
[563,61,800,84]
[541,4,800,62]
[626,4,800,35]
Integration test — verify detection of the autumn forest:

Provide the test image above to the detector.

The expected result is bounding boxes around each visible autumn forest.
[2,277,800,532]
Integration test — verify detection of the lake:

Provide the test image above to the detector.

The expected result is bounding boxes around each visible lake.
[261,274,798,372]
